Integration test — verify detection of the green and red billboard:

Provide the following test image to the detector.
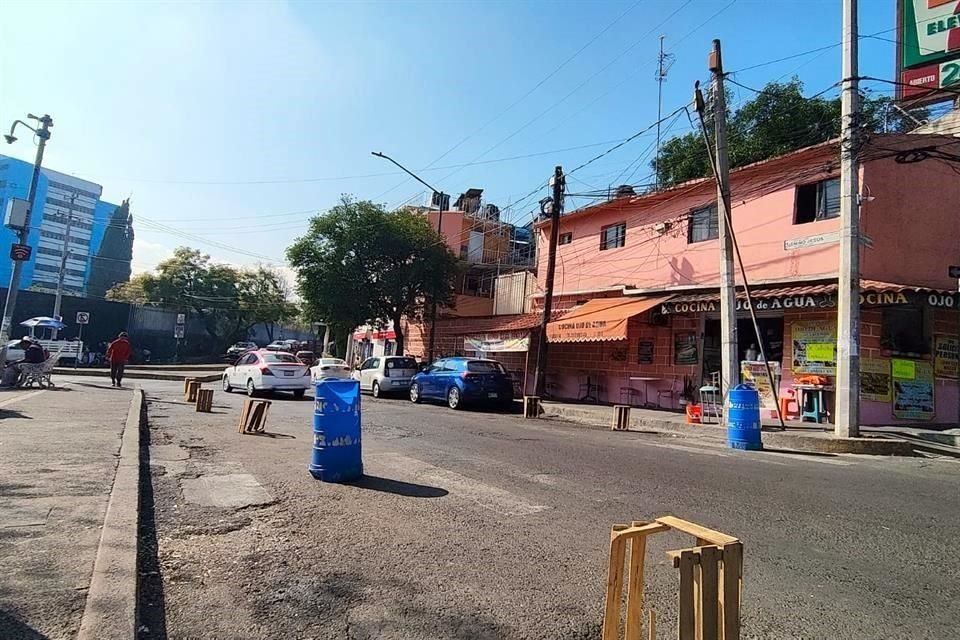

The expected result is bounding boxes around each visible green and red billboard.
[898,0,960,103]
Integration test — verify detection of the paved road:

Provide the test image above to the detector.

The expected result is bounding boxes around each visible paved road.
[135,379,960,640]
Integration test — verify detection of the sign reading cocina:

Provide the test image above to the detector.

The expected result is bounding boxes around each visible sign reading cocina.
[660,290,958,314]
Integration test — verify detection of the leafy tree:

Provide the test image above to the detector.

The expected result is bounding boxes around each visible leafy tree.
[287,197,461,355]
[653,79,928,187]
[88,199,134,298]
[107,248,297,350]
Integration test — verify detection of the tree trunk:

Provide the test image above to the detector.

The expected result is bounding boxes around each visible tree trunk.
[392,315,405,356]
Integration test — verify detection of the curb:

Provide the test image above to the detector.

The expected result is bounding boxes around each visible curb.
[55,368,221,383]
[77,389,144,640]
[540,404,915,456]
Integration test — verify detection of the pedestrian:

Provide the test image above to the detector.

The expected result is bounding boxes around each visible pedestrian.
[106,331,132,387]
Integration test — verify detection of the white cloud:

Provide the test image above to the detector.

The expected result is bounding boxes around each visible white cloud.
[132,237,174,273]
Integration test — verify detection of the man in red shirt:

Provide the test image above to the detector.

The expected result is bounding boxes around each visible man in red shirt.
[106,332,132,387]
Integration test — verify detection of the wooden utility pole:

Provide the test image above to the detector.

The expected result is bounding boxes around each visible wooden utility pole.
[532,166,564,397]
[835,0,861,438]
[709,40,738,402]
[51,193,77,340]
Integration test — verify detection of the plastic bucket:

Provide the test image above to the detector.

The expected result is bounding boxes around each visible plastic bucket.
[685,404,703,424]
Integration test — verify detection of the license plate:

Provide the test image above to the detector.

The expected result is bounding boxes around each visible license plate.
[284,371,295,377]
[488,392,498,398]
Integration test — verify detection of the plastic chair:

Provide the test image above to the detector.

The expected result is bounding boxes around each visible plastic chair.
[699,371,722,423]
[619,387,643,407]
[799,388,827,423]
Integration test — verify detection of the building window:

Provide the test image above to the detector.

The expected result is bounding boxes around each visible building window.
[600,222,626,250]
[795,178,840,223]
[881,306,929,355]
[688,205,718,243]
[559,232,572,245]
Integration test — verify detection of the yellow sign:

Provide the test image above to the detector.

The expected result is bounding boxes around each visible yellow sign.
[806,343,834,362]
[892,358,916,380]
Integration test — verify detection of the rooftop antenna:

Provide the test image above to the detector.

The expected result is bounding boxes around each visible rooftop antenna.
[654,35,676,190]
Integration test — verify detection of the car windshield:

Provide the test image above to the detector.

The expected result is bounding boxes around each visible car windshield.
[320,358,346,366]
[386,357,417,369]
[467,360,505,374]
[262,353,300,363]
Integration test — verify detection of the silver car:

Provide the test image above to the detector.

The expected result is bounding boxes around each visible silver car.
[353,355,419,398]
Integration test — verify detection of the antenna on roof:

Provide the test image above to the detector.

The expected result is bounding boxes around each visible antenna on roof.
[655,35,676,190]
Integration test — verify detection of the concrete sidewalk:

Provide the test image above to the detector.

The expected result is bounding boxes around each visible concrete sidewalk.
[0,383,138,639]
[540,401,916,455]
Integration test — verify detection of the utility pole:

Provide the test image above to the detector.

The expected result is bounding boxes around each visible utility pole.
[532,166,564,398]
[51,193,77,340]
[835,0,861,438]
[654,35,675,190]
[709,40,739,402]
[0,114,53,364]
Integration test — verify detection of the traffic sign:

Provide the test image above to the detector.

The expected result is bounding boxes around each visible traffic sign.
[174,325,185,339]
[176,313,186,324]
[949,266,960,279]
[10,244,31,261]
[76,311,90,325]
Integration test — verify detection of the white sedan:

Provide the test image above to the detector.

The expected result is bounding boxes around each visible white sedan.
[310,357,352,381]
[222,350,311,398]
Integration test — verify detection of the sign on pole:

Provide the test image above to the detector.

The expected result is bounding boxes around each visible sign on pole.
[176,313,186,324]
[174,325,185,339]
[10,244,31,261]
[949,265,960,279]
[896,0,960,104]
[76,311,90,325]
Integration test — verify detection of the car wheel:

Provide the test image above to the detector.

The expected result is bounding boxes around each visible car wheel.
[410,383,421,403]
[222,376,232,393]
[293,389,305,400]
[246,379,257,397]
[447,386,461,410]
[372,381,381,398]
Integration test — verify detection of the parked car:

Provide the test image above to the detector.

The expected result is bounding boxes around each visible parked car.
[225,341,258,359]
[296,350,317,366]
[310,357,352,380]
[265,339,300,352]
[354,355,419,398]
[222,350,310,398]
[409,357,513,409]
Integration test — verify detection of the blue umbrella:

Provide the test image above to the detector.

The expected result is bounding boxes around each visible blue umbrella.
[20,316,67,330]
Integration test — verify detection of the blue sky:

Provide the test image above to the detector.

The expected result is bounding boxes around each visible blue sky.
[0,0,901,276]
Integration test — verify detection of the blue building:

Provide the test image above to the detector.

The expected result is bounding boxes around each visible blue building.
[0,154,122,296]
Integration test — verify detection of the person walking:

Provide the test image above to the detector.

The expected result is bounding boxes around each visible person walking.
[106,332,132,387]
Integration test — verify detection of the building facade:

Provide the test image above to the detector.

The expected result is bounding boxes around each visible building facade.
[528,134,959,426]
[0,154,126,296]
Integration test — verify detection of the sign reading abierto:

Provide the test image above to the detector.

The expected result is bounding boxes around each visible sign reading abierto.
[898,0,960,102]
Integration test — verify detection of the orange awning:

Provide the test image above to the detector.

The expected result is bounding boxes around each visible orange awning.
[546,296,671,343]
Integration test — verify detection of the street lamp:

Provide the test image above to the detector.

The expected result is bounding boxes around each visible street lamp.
[0,114,53,365]
[371,151,447,363]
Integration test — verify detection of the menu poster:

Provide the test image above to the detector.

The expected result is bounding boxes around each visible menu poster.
[740,361,781,409]
[791,320,837,375]
[893,360,935,421]
[860,358,891,402]
[637,339,654,365]
[674,332,699,365]
[933,334,958,380]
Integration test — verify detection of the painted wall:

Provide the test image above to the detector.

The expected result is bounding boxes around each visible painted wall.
[425,210,468,255]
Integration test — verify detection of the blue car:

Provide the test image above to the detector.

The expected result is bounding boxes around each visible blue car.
[409,357,514,410]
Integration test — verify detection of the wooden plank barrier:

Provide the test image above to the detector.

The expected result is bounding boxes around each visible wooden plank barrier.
[185,381,201,403]
[183,377,197,395]
[601,517,742,640]
[195,388,214,413]
[612,405,631,431]
[237,398,272,434]
[523,396,540,419]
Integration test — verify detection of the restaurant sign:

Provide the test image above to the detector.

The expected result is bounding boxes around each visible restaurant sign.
[660,290,958,315]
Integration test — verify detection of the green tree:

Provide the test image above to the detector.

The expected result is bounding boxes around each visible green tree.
[287,197,461,355]
[653,79,927,187]
[239,265,299,342]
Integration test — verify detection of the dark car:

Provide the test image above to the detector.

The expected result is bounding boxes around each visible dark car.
[409,357,513,410]
[225,341,258,359]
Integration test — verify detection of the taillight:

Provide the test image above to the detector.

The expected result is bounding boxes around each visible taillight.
[303,368,311,376]
[461,372,477,380]
[260,366,274,376]
[383,366,390,378]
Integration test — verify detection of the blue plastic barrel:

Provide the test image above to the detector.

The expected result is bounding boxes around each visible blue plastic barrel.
[726,384,762,451]
[309,378,363,482]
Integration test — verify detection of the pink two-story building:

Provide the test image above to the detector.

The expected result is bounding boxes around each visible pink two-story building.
[536,134,960,426]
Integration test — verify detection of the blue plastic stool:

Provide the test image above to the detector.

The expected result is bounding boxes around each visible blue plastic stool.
[799,388,825,423]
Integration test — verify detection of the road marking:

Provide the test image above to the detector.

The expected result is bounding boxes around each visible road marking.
[373,453,549,516]
[0,389,45,408]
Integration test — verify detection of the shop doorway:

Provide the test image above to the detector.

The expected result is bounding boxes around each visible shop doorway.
[703,317,784,382]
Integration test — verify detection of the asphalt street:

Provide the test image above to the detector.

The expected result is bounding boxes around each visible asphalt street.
[133,378,960,640]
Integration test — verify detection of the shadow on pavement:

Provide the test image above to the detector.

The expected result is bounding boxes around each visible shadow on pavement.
[761,447,838,458]
[137,410,168,640]
[0,610,49,640]
[347,475,448,498]
[0,409,32,420]
[249,431,296,439]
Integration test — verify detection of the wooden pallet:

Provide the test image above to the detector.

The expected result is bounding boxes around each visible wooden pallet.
[237,398,272,434]
[602,516,742,640]
[195,388,214,413]
[185,380,201,403]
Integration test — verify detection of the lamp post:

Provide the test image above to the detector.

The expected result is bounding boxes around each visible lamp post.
[371,152,447,362]
[0,114,53,364]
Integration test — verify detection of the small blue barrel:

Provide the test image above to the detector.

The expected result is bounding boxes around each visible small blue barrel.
[726,384,762,451]
[309,378,363,482]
